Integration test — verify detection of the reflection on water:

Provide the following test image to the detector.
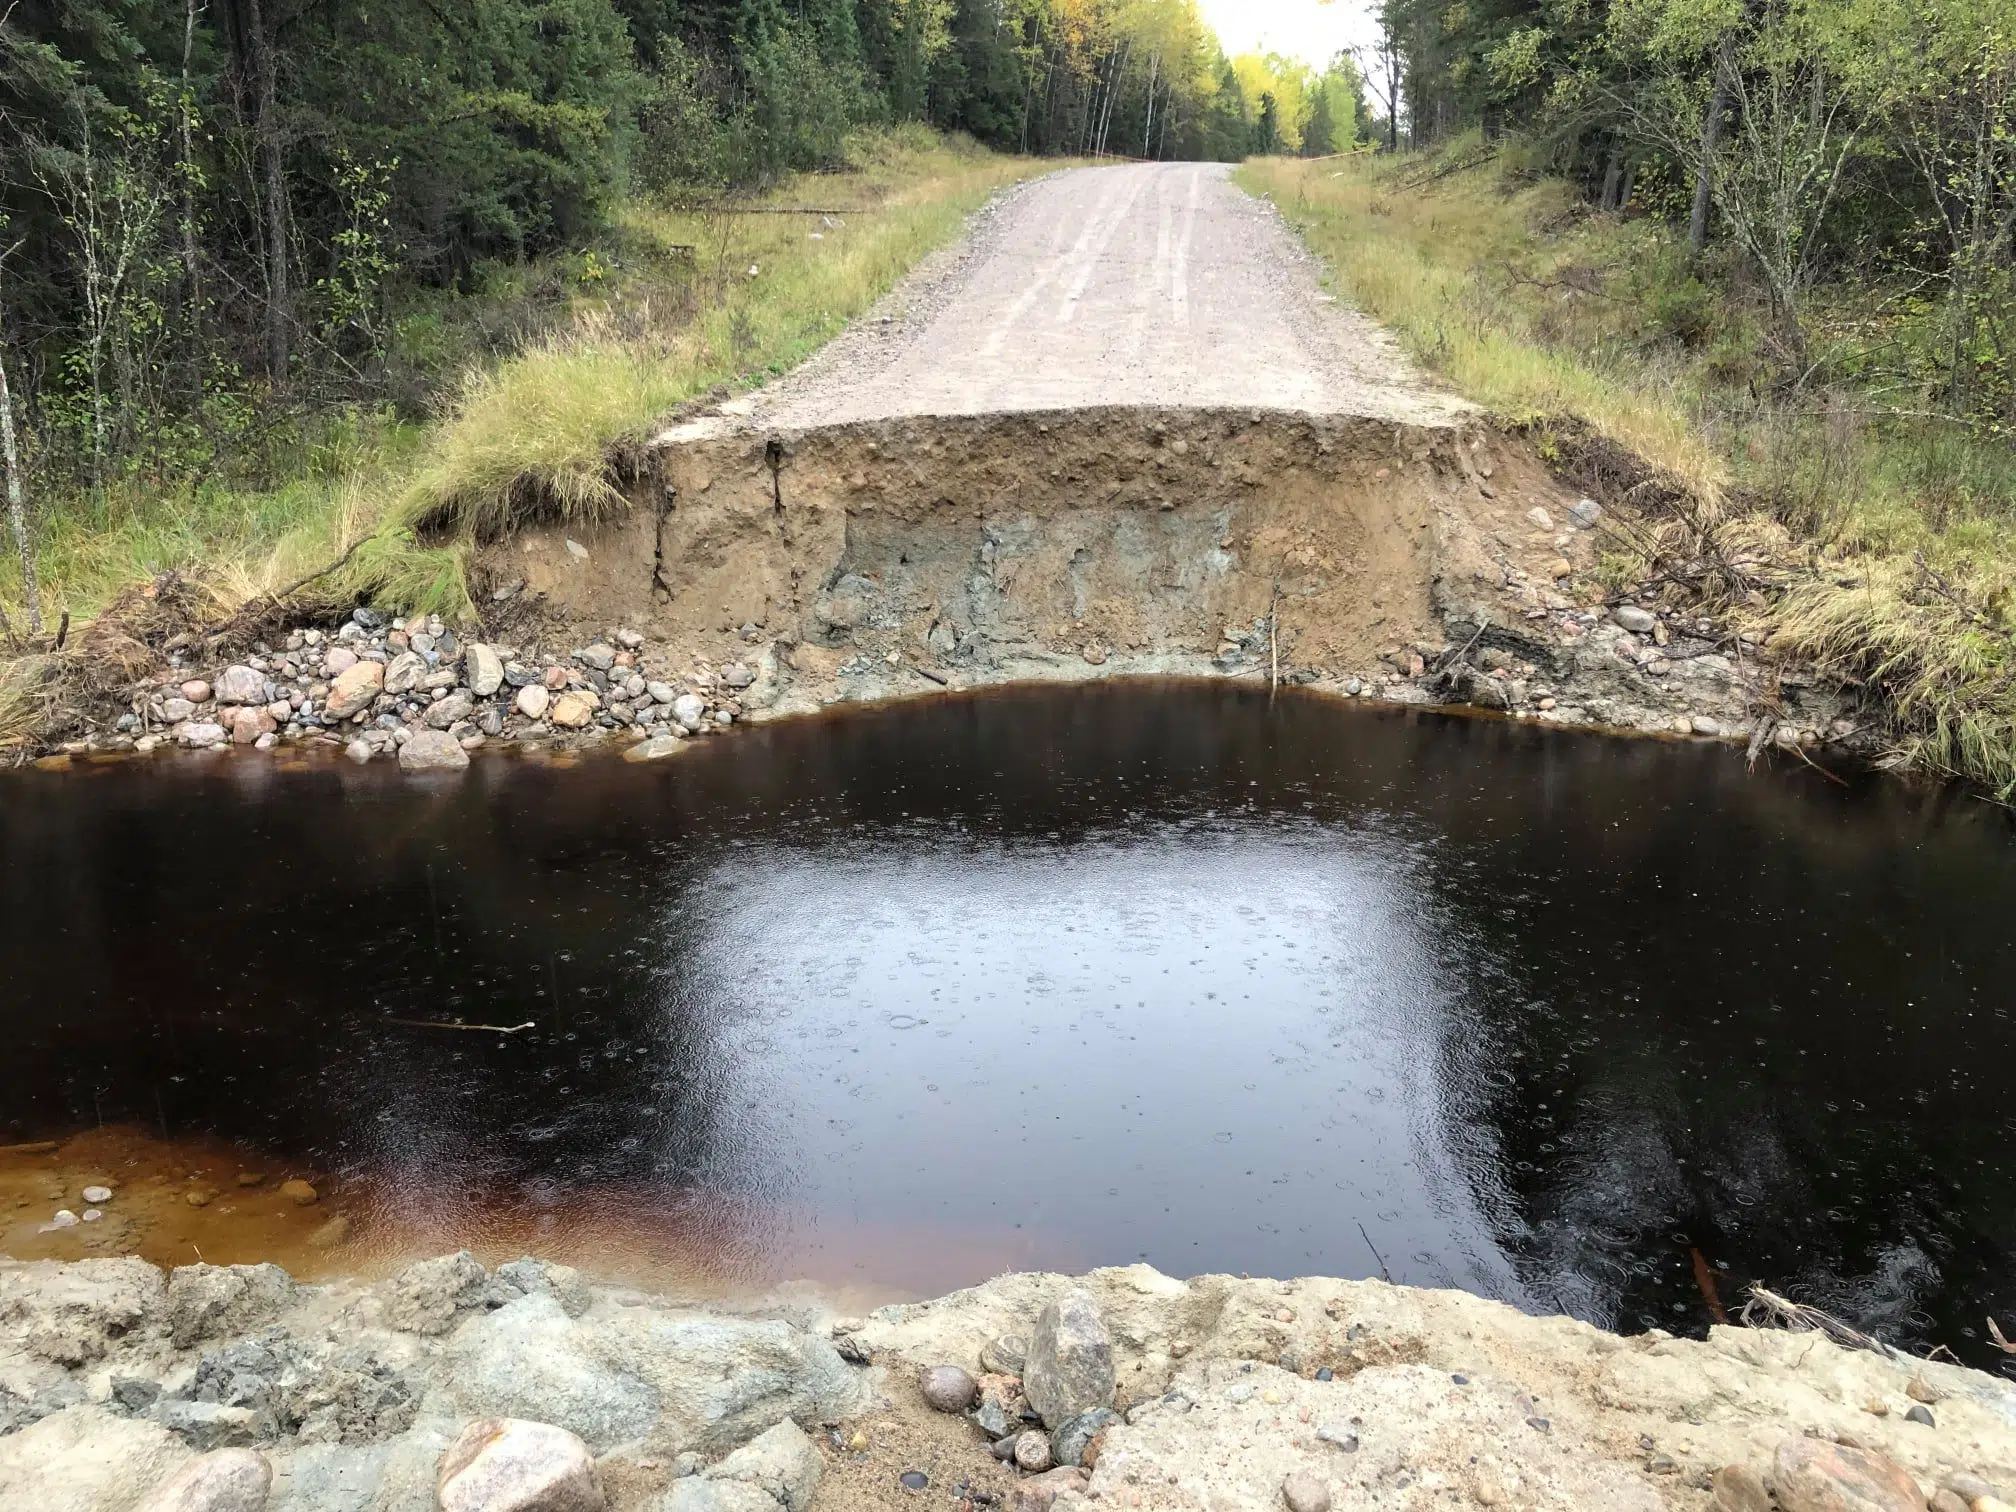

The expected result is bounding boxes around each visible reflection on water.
[3,682,2014,1364]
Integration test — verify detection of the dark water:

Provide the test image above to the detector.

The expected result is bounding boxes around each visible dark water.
[5,682,2015,1364]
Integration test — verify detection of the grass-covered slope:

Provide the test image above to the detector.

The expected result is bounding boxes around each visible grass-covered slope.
[1243,147,2016,793]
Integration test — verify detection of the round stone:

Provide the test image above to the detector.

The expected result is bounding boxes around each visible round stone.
[919,1364,978,1413]
[1013,1430,1053,1473]
[898,1471,928,1491]
[279,1179,318,1206]
[1283,1470,1332,1512]
[81,1185,112,1204]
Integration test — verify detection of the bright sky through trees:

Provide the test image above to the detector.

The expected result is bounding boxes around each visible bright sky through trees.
[1196,0,1379,68]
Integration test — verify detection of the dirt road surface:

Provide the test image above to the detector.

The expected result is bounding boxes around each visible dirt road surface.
[710,161,1468,432]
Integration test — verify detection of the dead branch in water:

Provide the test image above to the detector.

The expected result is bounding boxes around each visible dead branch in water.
[1691,1248,1729,1325]
[1740,1285,1902,1360]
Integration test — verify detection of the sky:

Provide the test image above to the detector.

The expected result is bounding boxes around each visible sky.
[1193,0,1381,70]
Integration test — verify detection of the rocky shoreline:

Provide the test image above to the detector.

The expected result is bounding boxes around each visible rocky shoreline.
[15,584,1870,775]
[4,1251,2014,1512]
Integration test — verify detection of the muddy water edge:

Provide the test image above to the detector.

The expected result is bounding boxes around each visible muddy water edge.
[3,681,2013,1368]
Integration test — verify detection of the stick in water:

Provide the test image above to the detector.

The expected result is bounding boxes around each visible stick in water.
[386,1018,536,1034]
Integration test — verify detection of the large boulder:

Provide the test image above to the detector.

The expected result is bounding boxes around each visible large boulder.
[0,1404,192,1511]
[132,1447,271,1512]
[434,1296,657,1453]
[166,1263,293,1349]
[587,1312,867,1456]
[0,1257,164,1365]
[436,1419,603,1512]
[1022,1290,1114,1430]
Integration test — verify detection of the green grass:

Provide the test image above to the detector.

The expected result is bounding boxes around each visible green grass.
[1,128,1046,646]
[1241,146,2016,792]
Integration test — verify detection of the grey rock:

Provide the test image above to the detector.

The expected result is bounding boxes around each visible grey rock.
[0,1256,165,1365]
[919,1366,977,1413]
[435,1295,657,1453]
[671,694,705,730]
[973,1400,1013,1439]
[166,1263,291,1349]
[615,629,645,648]
[576,644,617,672]
[161,697,197,722]
[214,666,267,705]
[1049,1407,1120,1468]
[267,1440,393,1512]
[1012,1430,1053,1473]
[1568,498,1603,529]
[114,1376,165,1413]
[1022,1290,1114,1429]
[467,644,506,697]
[379,1251,489,1335]
[425,692,476,730]
[645,681,677,705]
[436,1418,604,1512]
[133,1447,271,1512]
[479,707,505,737]
[344,739,373,763]
[1282,1470,1332,1512]
[382,652,428,696]
[177,721,228,748]
[672,1420,820,1512]
[493,1257,594,1319]
[1690,715,1722,737]
[719,664,755,690]
[157,1399,261,1452]
[398,730,470,772]
[584,1309,866,1455]
[980,1336,1027,1376]
[1611,605,1657,635]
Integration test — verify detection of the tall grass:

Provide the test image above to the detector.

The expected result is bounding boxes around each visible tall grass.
[1242,149,2016,792]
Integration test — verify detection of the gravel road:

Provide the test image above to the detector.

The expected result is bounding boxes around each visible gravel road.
[722,161,1470,431]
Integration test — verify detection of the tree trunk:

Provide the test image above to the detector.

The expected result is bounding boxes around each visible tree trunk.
[1601,147,1623,211]
[180,0,205,396]
[246,0,289,389]
[1688,51,1730,258]
[0,345,44,637]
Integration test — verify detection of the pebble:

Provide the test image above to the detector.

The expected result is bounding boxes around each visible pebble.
[550,692,596,729]
[82,1185,112,1204]
[672,693,706,729]
[279,1179,319,1206]
[1282,1470,1331,1512]
[1904,1405,1935,1427]
[515,684,551,720]
[185,1185,218,1208]
[577,643,616,671]
[920,1364,979,1413]
[179,679,212,703]
[1013,1430,1054,1473]
[214,666,267,705]
[345,739,373,763]
[1525,507,1554,531]
[47,1209,78,1228]
[1612,605,1657,634]
[899,1470,929,1491]
[324,646,359,677]
[1568,498,1602,528]
[1316,1424,1358,1453]
[1691,715,1722,736]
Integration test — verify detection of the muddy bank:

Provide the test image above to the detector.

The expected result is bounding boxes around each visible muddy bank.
[4,1251,2015,1511]
[15,406,1866,769]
